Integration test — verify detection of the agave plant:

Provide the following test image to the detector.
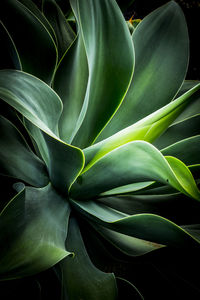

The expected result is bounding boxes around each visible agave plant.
[0,0,200,298]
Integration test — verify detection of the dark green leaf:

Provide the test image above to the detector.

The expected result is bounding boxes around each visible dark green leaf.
[70,0,134,147]
[43,0,75,60]
[97,1,189,141]
[70,200,200,248]
[53,35,88,143]
[71,141,200,200]
[84,83,200,169]
[59,217,117,300]
[0,184,71,280]
[0,116,49,187]
[0,0,57,84]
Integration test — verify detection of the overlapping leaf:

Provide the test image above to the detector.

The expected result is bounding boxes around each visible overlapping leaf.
[0,70,84,193]
[53,33,88,143]
[0,116,49,187]
[59,217,117,300]
[0,184,71,280]
[97,1,189,141]
[84,80,200,171]
[70,0,134,147]
[70,200,200,250]
[43,0,75,60]
[71,141,200,200]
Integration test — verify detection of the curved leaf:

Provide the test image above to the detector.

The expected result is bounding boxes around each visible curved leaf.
[0,0,57,84]
[0,183,71,280]
[92,223,164,256]
[162,138,200,168]
[70,0,134,147]
[59,217,117,300]
[71,200,200,249]
[97,1,189,141]
[71,141,200,200]
[43,0,75,60]
[0,70,62,137]
[84,83,200,169]
[53,35,88,143]
[0,116,49,187]
[17,0,56,41]
[155,114,200,150]
[0,70,85,193]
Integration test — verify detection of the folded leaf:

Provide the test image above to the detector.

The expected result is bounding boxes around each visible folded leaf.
[53,35,88,143]
[0,116,49,187]
[70,200,200,248]
[0,183,71,280]
[155,114,200,150]
[84,83,200,170]
[0,70,62,137]
[0,0,57,84]
[59,217,117,300]
[71,141,200,200]
[161,136,200,166]
[97,1,189,141]
[70,0,134,147]
[0,70,85,192]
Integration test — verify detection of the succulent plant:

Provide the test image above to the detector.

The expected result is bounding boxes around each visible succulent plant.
[0,0,200,298]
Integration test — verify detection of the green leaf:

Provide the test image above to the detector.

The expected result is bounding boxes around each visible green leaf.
[0,70,85,193]
[42,132,85,193]
[17,0,56,41]
[0,183,71,280]
[92,223,164,256]
[162,141,200,170]
[0,70,62,137]
[0,0,57,84]
[53,35,88,143]
[154,114,200,150]
[84,83,200,169]
[97,1,189,141]
[43,0,75,60]
[59,217,117,300]
[70,200,200,248]
[0,21,21,70]
[70,0,134,148]
[71,141,200,200]
[0,116,49,187]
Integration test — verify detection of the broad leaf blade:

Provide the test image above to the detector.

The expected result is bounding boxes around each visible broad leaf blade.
[70,200,200,249]
[84,83,200,169]
[0,116,49,187]
[71,141,200,200]
[59,217,117,300]
[97,1,189,141]
[70,0,134,147]
[0,70,62,137]
[161,136,200,166]
[53,35,89,143]
[0,70,85,193]
[0,184,71,280]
